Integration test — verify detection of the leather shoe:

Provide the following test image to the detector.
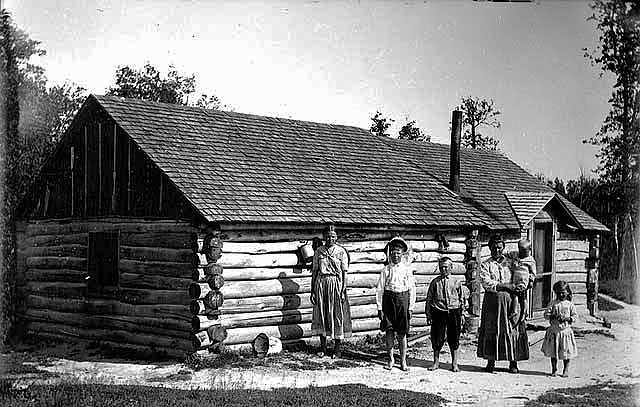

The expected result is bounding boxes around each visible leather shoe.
[484,361,495,373]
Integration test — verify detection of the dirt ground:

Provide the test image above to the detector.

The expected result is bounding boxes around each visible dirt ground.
[1,303,639,407]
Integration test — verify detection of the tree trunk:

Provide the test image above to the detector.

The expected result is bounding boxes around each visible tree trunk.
[618,212,639,281]
[471,123,476,149]
[630,213,639,281]
[614,216,620,279]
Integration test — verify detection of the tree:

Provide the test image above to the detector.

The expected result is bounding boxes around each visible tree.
[584,0,639,280]
[457,96,501,150]
[0,8,20,348]
[108,63,231,111]
[194,93,233,111]
[370,111,431,142]
[534,172,554,188]
[0,10,85,346]
[108,63,196,104]
[369,110,394,138]
[398,118,431,142]
[195,94,222,110]
[552,177,567,196]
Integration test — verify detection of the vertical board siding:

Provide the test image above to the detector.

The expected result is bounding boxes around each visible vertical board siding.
[22,105,200,220]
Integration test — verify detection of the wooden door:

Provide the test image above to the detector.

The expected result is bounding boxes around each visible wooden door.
[531,222,554,314]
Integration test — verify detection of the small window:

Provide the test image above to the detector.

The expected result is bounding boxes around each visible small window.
[87,231,120,292]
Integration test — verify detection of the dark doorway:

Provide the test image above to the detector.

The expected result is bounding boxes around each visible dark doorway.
[87,231,120,295]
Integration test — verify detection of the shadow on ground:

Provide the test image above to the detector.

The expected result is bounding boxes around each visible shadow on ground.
[6,337,178,366]
[525,381,639,407]
[0,382,449,407]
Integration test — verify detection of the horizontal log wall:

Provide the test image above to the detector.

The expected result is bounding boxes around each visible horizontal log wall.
[22,220,585,355]
[189,227,470,350]
[555,232,589,307]
[16,218,200,357]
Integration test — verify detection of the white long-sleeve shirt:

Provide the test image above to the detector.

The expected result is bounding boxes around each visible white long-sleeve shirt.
[480,255,513,292]
[375,263,417,311]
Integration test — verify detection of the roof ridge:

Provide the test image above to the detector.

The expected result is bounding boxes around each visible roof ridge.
[94,94,370,133]
[385,136,512,161]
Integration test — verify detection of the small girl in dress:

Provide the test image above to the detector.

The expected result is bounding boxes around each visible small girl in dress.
[541,280,578,377]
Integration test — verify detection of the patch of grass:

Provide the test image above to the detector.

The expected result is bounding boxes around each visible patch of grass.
[0,351,58,380]
[0,382,449,406]
[185,346,364,372]
[525,382,639,407]
[147,369,193,383]
[184,348,255,370]
[342,333,386,356]
[598,296,625,311]
[0,378,13,395]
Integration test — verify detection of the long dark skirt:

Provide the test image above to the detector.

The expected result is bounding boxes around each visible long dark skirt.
[311,275,352,339]
[477,291,529,361]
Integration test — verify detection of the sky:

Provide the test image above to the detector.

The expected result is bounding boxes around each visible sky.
[6,0,614,180]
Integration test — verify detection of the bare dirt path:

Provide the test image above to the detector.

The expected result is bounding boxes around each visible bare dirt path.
[2,307,639,407]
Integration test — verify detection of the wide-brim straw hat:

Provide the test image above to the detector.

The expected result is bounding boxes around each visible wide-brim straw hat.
[386,236,409,253]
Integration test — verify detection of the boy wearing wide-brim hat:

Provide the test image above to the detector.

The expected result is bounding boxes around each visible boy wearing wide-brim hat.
[376,237,416,371]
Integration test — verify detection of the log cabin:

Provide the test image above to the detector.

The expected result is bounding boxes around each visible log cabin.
[15,95,608,358]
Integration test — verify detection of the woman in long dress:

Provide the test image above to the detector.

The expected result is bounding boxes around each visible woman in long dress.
[311,224,352,358]
[476,233,530,373]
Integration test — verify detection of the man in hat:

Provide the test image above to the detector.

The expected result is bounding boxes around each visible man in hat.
[376,236,416,371]
[311,224,352,358]
[476,233,530,373]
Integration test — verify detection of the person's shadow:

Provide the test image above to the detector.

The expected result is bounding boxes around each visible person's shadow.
[277,270,303,342]
[277,238,323,348]
[407,357,550,376]
[406,357,485,373]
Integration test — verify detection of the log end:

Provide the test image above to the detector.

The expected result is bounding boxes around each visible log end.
[209,274,225,290]
[188,283,200,299]
[207,325,228,343]
[192,314,219,331]
[204,290,224,309]
[205,263,224,276]
[190,300,205,315]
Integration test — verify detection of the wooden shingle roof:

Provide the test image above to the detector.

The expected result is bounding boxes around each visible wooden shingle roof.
[504,191,556,228]
[90,95,607,232]
[556,194,609,232]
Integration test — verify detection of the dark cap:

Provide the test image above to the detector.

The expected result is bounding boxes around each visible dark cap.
[488,233,504,246]
[323,224,336,234]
